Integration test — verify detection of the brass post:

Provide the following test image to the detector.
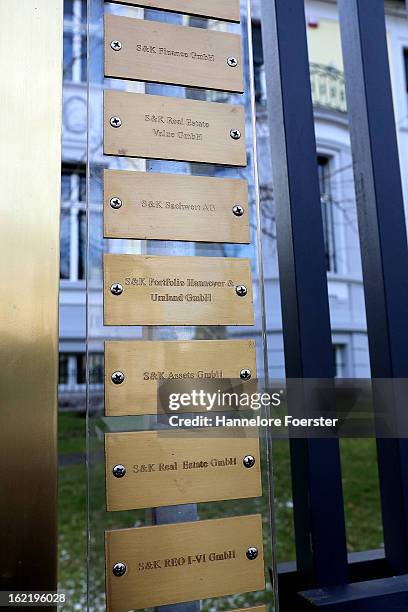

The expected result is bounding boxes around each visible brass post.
[0,0,63,595]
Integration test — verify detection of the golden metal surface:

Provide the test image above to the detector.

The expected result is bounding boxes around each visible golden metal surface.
[105,339,256,415]
[105,15,244,92]
[105,515,265,610]
[103,254,254,326]
[0,0,63,593]
[229,606,266,612]
[104,170,249,243]
[105,429,262,510]
[106,0,241,22]
[104,90,247,166]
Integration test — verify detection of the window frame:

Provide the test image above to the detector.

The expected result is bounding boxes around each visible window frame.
[315,146,350,277]
[58,351,104,389]
[332,342,349,378]
[63,0,87,84]
[318,154,338,274]
[60,163,86,282]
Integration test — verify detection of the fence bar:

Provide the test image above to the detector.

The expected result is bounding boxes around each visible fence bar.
[300,574,408,611]
[339,0,408,574]
[261,0,348,589]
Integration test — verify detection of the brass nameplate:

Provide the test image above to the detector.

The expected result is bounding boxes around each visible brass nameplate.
[105,16,244,93]
[104,170,249,243]
[105,429,262,510]
[104,90,247,166]
[105,0,240,23]
[230,608,267,612]
[103,254,254,326]
[105,339,256,416]
[105,515,265,610]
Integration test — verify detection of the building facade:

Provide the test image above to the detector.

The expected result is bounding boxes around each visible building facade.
[59,0,408,403]
[59,0,87,403]
[250,0,408,379]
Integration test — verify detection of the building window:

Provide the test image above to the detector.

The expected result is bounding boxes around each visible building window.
[63,0,87,83]
[332,344,347,377]
[252,23,266,103]
[59,352,103,388]
[89,353,104,384]
[59,354,70,385]
[59,353,84,388]
[318,155,337,273]
[60,164,86,281]
[404,49,408,92]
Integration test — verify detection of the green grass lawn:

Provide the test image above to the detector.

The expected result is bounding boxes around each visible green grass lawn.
[58,412,87,610]
[58,412,384,610]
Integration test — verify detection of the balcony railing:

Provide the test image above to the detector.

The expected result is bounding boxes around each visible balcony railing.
[310,63,347,113]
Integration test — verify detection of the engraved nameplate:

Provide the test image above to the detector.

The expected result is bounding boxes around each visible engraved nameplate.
[105,0,240,23]
[104,90,246,166]
[103,254,254,326]
[105,16,244,93]
[104,170,249,243]
[230,608,267,612]
[105,515,265,610]
[105,429,262,510]
[105,339,256,416]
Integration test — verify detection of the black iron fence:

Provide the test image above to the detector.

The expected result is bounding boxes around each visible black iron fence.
[261,0,408,610]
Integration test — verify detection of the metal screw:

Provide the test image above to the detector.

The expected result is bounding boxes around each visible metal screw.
[111,371,125,385]
[112,562,127,577]
[112,464,126,478]
[110,116,122,128]
[230,128,241,140]
[110,40,122,51]
[110,197,122,209]
[246,546,258,560]
[240,368,252,380]
[227,56,238,68]
[232,204,244,217]
[235,285,247,297]
[110,283,123,296]
[243,455,256,469]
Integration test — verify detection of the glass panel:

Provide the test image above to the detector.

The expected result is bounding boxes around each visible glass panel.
[87,1,277,610]
[89,353,104,384]
[88,210,103,282]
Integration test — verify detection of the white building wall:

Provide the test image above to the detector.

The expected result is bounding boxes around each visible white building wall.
[59,0,408,399]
